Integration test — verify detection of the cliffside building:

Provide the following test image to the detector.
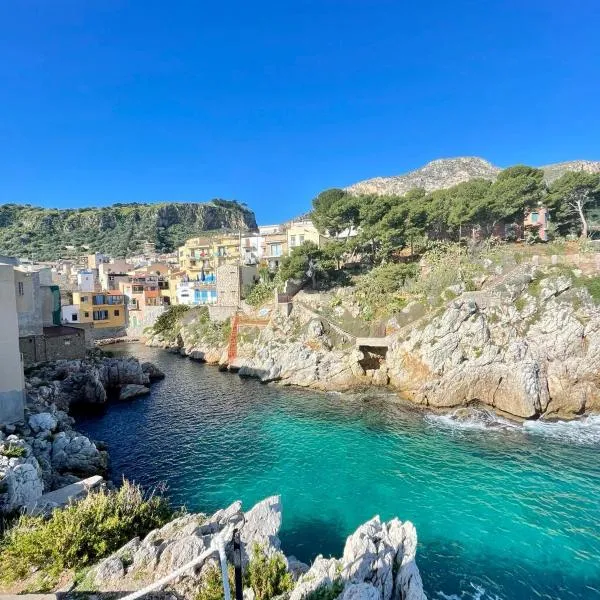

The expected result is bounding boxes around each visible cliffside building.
[0,263,25,424]
[261,227,288,270]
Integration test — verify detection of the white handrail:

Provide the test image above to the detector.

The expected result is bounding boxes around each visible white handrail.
[119,532,231,600]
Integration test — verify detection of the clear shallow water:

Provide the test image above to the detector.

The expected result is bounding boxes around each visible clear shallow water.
[76,344,600,600]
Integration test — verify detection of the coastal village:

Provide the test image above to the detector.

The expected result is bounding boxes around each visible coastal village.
[0,161,599,600]
[0,216,342,424]
[2,3,600,598]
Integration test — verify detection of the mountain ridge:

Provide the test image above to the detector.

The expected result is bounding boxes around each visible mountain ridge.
[0,199,257,260]
[344,157,600,196]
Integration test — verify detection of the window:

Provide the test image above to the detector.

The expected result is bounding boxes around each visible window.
[92,294,105,305]
[299,235,305,244]
[81,296,87,302]
[17,281,24,296]
[71,314,78,321]
[114,309,120,316]
[93,310,109,321]
[290,235,296,247]
[84,312,89,318]
[531,212,539,223]
[271,243,282,257]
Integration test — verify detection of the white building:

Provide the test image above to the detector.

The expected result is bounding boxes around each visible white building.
[77,270,95,292]
[240,233,264,265]
[0,263,25,424]
[61,304,80,324]
[176,281,218,306]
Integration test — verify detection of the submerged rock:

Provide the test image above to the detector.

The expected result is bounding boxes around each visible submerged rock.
[119,384,151,401]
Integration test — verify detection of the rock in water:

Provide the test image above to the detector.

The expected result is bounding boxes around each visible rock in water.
[141,361,165,380]
[118,384,151,401]
[78,501,427,599]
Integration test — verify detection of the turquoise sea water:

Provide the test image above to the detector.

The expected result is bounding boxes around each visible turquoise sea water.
[76,344,600,600]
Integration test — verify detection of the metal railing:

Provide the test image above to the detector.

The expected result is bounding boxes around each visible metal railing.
[120,531,232,600]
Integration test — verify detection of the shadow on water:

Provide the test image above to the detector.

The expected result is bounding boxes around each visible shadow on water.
[279,516,346,561]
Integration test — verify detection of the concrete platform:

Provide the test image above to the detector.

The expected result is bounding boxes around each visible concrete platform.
[27,475,104,514]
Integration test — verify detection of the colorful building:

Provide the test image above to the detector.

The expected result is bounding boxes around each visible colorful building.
[177,236,214,279]
[213,233,242,267]
[287,219,327,253]
[176,280,218,305]
[72,291,126,328]
[261,227,288,270]
[524,206,550,241]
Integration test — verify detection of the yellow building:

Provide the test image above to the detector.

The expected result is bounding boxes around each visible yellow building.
[177,237,214,279]
[72,291,126,328]
[212,233,241,267]
[178,233,242,278]
[286,220,327,254]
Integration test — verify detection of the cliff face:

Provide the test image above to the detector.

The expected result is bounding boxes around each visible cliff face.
[0,200,257,260]
[345,157,501,196]
[345,157,600,196]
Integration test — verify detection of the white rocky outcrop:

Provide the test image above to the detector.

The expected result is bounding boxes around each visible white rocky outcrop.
[388,270,600,419]
[51,431,108,476]
[82,497,427,600]
[291,515,426,600]
[0,437,44,511]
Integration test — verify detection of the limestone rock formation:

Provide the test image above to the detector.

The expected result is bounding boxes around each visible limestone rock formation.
[0,437,44,511]
[387,268,600,419]
[51,431,108,476]
[290,515,426,600]
[345,157,500,197]
[344,156,600,197]
[82,497,427,600]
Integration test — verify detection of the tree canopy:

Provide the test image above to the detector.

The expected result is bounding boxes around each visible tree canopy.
[546,171,600,237]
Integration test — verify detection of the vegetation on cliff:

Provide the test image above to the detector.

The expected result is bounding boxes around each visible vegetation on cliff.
[0,200,257,260]
[0,480,173,590]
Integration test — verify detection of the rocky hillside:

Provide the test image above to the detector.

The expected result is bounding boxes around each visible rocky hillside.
[151,256,600,421]
[0,200,257,260]
[345,157,600,196]
[540,160,600,184]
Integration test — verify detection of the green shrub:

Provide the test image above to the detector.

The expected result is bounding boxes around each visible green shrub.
[196,544,292,600]
[304,579,344,600]
[514,297,527,312]
[153,305,190,335]
[246,281,275,307]
[0,444,27,458]
[580,276,600,303]
[246,544,294,600]
[0,480,173,586]
[196,564,236,600]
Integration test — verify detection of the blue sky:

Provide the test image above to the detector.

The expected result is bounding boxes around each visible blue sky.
[1,1,599,224]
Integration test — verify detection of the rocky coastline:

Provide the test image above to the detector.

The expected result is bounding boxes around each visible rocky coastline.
[0,353,164,514]
[146,262,600,422]
[78,495,427,600]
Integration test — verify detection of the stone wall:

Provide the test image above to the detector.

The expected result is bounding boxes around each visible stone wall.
[19,327,87,365]
[126,305,166,338]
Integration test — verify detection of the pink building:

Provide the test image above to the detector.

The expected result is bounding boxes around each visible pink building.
[524,206,550,241]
